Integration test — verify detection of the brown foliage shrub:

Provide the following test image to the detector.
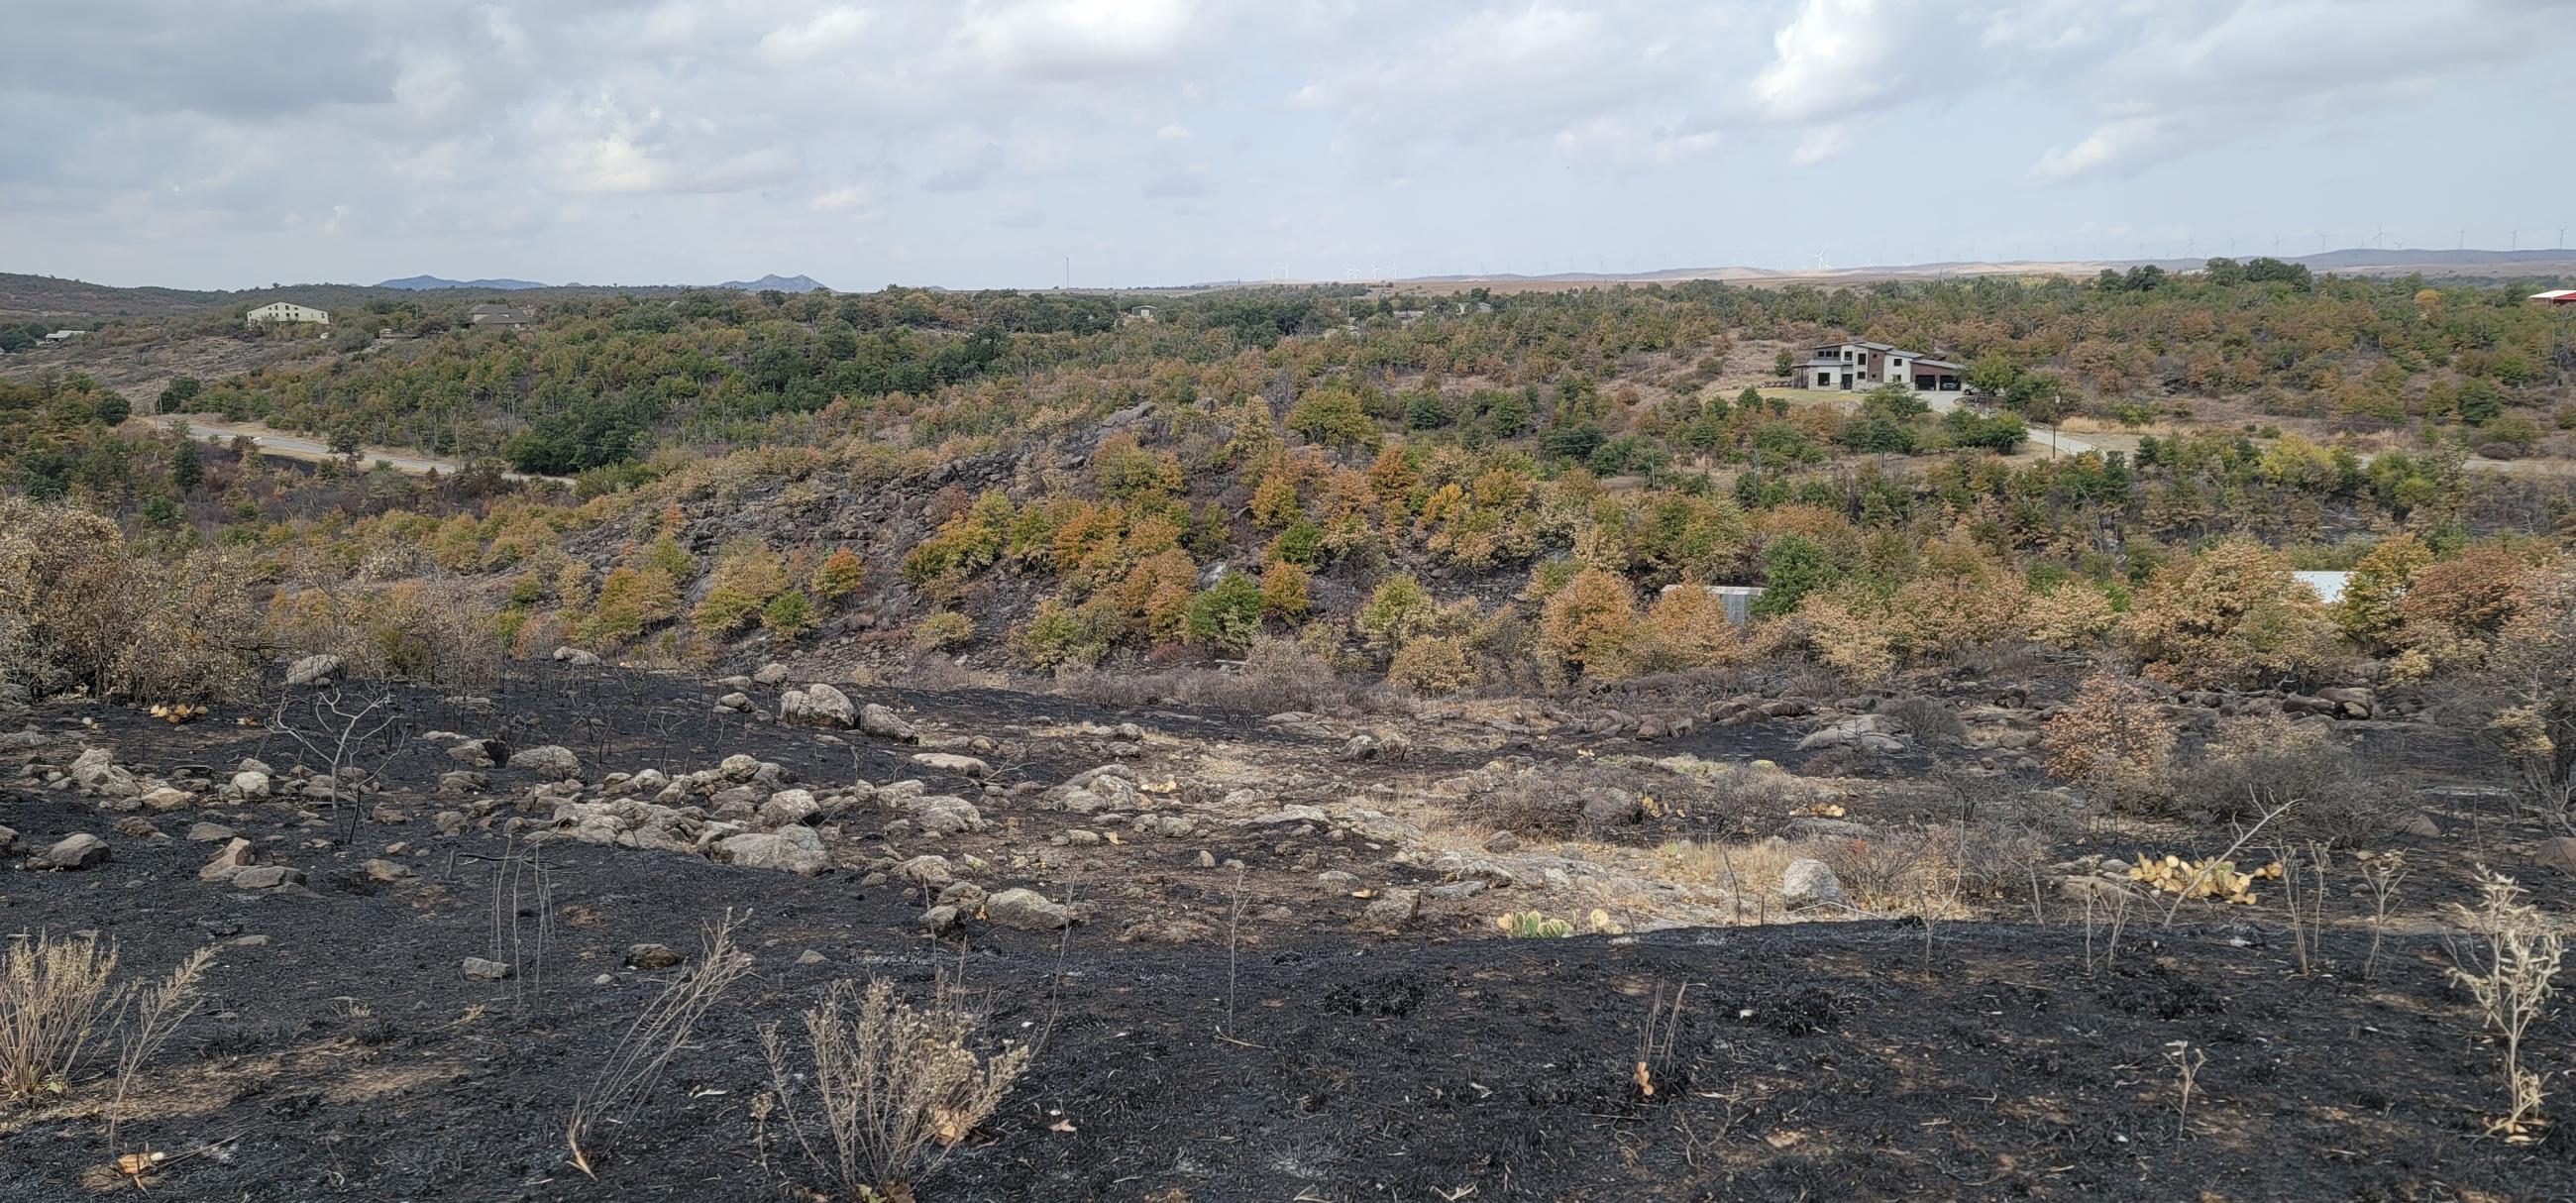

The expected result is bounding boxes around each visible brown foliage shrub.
[0,498,262,704]
[1538,568,1637,676]
[2123,538,2339,688]
[2042,670,2177,807]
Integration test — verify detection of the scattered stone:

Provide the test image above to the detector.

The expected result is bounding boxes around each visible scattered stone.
[1196,849,1217,868]
[1244,804,1330,827]
[363,858,413,883]
[796,948,827,965]
[199,838,255,881]
[894,855,955,887]
[231,771,271,799]
[781,684,856,728]
[1361,887,1422,930]
[1781,859,1849,911]
[717,827,831,876]
[921,905,964,935]
[2396,812,2441,839]
[506,745,583,781]
[0,824,15,853]
[714,692,754,712]
[984,887,1070,930]
[1318,870,1358,890]
[908,795,986,835]
[462,956,515,982]
[552,646,602,666]
[69,748,141,798]
[859,704,919,743]
[1481,830,1523,854]
[1429,880,1487,901]
[911,752,991,778]
[187,821,237,843]
[2536,836,2576,875]
[624,943,683,970]
[230,865,304,890]
[138,786,195,812]
[1578,787,1643,827]
[758,789,821,827]
[284,653,345,686]
[434,811,469,835]
[753,662,792,686]
[44,832,111,870]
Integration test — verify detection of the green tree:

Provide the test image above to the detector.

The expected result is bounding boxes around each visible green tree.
[1186,572,1266,652]
[93,395,132,426]
[169,438,202,491]
[1755,535,1837,616]
[157,377,202,412]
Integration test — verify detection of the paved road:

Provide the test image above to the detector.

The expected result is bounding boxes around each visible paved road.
[146,414,574,486]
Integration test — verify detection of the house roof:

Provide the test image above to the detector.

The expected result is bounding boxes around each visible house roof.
[2532,289,2576,302]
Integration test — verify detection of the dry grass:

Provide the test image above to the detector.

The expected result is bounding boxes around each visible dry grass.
[762,977,1033,1200]
[567,917,753,1176]
[0,931,122,1105]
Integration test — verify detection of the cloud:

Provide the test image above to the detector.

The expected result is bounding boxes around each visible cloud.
[809,184,878,213]
[1552,116,1719,170]
[2028,113,2168,183]
[1156,123,1192,140]
[952,0,1200,81]
[1750,0,1920,126]
[760,6,874,65]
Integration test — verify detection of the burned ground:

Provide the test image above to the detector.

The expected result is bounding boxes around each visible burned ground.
[3,663,2572,1202]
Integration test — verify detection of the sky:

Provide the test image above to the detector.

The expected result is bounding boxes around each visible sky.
[5,0,2574,292]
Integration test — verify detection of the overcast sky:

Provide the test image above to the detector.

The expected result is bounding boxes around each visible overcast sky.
[7,0,2573,291]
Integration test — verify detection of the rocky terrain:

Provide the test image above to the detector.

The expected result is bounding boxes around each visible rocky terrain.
[4,657,2573,1202]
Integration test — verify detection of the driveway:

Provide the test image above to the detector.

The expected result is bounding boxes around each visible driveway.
[144,413,574,487]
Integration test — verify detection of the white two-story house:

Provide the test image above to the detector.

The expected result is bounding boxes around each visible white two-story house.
[1793,341,1964,392]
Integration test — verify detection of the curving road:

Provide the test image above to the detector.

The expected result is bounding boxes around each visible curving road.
[144,414,574,486]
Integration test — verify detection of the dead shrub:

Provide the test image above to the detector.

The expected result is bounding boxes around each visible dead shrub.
[1879,695,1967,745]
[2446,869,2566,1142]
[268,580,507,688]
[568,918,753,1176]
[761,978,1033,1201]
[1385,635,1478,695]
[0,499,263,704]
[2176,712,2403,838]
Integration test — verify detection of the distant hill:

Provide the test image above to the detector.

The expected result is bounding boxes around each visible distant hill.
[718,273,828,292]
[377,274,551,290]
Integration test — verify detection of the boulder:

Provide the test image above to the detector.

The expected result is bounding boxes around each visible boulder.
[758,788,821,827]
[718,827,831,876]
[781,684,856,728]
[753,662,791,686]
[911,752,990,779]
[719,754,763,782]
[436,770,486,795]
[1243,804,1331,827]
[1578,787,1642,827]
[231,771,271,799]
[1361,888,1423,930]
[921,905,965,936]
[44,832,111,870]
[551,646,602,666]
[138,786,195,812]
[1781,859,1848,911]
[506,745,583,781]
[230,865,303,890]
[199,838,255,881]
[69,749,141,798]
[983,887,1070,930]
[285,653,345,686]
[714,692,754,712]
[859,704,919,743]
[894,855,955,887]
[909,795,986,835]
